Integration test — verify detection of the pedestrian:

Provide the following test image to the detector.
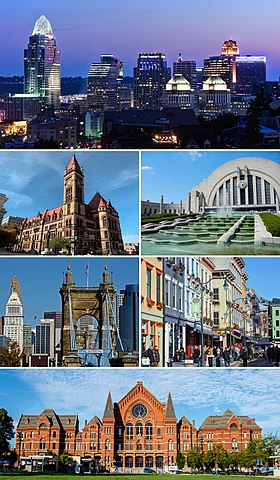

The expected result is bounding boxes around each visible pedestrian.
[240,346,248,367]
[144,345,159,367]
[180,347,187,362]
[153,345,160,367]
[193,345,200,366]
[223,347,230,367]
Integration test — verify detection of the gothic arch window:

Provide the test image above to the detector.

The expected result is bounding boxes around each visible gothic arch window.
[105,439,110,450]
[232,438,238,450]
[136,423,143,436]
[126,423,133,440]
[146,423,153,440]
[40,438,46,449]
[39,423,48,429]
[168,439,174,451]
[230,423,238,429]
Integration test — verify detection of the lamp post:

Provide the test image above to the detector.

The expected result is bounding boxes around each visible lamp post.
[223,278,248,362]
[187,274,214,367]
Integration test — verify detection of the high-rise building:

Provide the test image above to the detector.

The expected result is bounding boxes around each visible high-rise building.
[203,56,233,90]
[4,277,24,349]
[87,55,123,112]
[235,56,266,95]
[23,324,32,356]
[119,284,139,352]
[35,319,55,357]
[116,293,125,330]
[221,38,240,57]
[24,15,61,107]
[173,54,198,102]
[133,53,171,109]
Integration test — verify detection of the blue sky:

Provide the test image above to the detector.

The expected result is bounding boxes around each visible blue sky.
[0,150,139,243]
[1,369,279,448]
[0,0,279,78]
[242,258,280,301]
[142,151,280,203]
[0,257,138,328]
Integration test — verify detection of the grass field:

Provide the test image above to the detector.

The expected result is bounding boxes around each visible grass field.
[0,474,267,480]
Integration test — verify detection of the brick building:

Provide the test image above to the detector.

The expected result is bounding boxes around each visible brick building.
[16,381,261,471]
[16,155,124,255]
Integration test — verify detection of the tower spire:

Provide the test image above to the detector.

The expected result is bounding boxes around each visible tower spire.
[166,391,176,418]
[103,391,114,418]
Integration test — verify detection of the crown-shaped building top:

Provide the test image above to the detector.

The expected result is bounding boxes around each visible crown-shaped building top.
[32,15,54,37]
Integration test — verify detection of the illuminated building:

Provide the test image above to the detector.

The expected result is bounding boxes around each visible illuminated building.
[203,56,233,90]
[221,38,240,56]
[87,55,123,112]
[4,94,44,121]
[173,54,198,103]
[24,15,61,107]
[235,56,266,95]
[199,76,231,119]
[162,74,196,110]
[133,53,171,109]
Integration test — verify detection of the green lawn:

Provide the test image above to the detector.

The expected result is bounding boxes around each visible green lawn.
[0,475,267,480]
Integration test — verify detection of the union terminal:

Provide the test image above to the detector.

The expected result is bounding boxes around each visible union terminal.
[16,381,261,473]
[141,257,271,367]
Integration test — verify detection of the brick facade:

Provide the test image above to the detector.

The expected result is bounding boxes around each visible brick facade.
[16,382,262,469]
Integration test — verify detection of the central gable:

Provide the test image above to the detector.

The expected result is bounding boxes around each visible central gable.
[117,380,166,421]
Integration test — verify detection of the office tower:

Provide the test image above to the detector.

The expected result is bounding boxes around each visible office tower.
[203,56,233,90]
[87,55,123,111]
[119,284,139,352]
[43,311,62,328]
[221,38,240,56]
[173,53,198,102]
[4,277,24,349]
[116,293,125,330]
[162,74,196,109]
[235,56,266,95]
[133,53,171,109]
[23,325,32,356]
[35,318,55,357]
[24,15,61,107]
[199,76,231,119]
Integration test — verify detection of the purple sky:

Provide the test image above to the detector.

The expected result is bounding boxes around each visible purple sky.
[1,0,280,79]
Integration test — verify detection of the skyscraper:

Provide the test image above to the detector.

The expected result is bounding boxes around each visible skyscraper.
[173,54,198,102]
[24,15,61,107]
[119,284,139,352]
[221,38,240,57]
[4,277,24,349]
[235,56,266,95]
[133,53,171,109]
[87,55,123,111]
[203,56,233,90]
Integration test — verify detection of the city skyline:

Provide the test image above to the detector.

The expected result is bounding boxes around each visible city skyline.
[142,151,280,204]
[0,257,138,329]
[1,369,279,449]
[0,151,139,243]
[1,0,280,79]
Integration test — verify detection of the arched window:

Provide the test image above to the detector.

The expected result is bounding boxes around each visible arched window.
[126,423,133,440]
[168,439,174,451]
[40,438,46,449]
[146,423,153,440]
[157,428,161,436]
[105,439,111,450]
[53,431,56,438]
[136,423,143,436]
[232,438,238,450]
[230,423,238,429]
[39,423,48,429]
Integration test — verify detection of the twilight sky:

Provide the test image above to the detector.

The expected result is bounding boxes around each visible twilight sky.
[0,150,139,243]
[1,0,280,79]
[1,369,279,448]
[0,257,138,328]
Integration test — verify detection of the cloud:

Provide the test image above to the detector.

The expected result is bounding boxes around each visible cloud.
[4,191,33,210]
[187,151,203,162]
[141,165,155,173]
[11,369,280,432]
[110,168,139,189]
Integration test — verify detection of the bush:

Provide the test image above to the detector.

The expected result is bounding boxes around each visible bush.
[260,213,280,237]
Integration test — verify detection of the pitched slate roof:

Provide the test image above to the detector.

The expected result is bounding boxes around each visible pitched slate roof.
[166,392,176,419]
[17,409,78,429]
[103,392,114,419]
[200,409,260,429]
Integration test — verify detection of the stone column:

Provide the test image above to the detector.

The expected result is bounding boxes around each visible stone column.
[252,175,257,207]
[160,195,164,214]
[261,178,266,206]
[237,168,241,206]
[245,167,249,205]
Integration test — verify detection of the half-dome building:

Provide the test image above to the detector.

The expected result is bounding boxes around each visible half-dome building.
[188,157,280,214]
[199,75,231,118]
[162,74,196,109]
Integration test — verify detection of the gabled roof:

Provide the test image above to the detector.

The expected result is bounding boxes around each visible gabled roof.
[17,410,78,429]
[88,192,107,210]
[200,409,260,429]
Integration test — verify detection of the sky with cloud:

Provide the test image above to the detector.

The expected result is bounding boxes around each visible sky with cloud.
[0,151,139,243]
[0,0,280,79]
[141,151,280,204]
[1,368,279,447]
